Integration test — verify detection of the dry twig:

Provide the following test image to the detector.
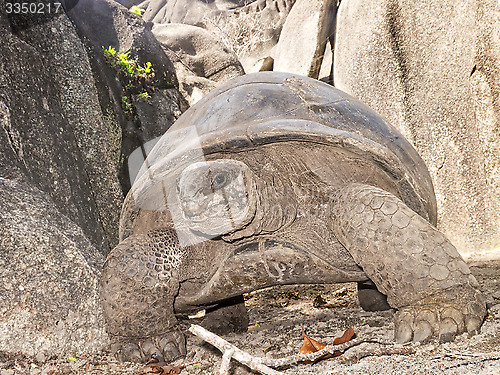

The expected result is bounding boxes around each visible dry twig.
[188,324,414,374]
[220,347,236,375]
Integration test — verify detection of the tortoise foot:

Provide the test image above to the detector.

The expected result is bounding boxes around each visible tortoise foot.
[111,329,186,363]
[394,287,486,343]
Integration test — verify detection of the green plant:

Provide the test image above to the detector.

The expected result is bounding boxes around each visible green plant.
[103,46,159,118]
[122,96,132,113]
[116,52,135,74]
[102,46,116,58]
[130,5,145,16]
[136,92,151,101]
[102,46,154,79]
[137,61,152,75]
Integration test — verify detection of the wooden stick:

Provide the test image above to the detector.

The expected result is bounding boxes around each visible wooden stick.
[188,325,284,375]
[219,347,235,375]
[189,324,414,374]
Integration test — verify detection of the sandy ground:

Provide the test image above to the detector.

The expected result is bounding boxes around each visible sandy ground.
[1,260,500,375]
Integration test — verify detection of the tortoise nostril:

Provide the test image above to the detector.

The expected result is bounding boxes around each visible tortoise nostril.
[182,201,202,217]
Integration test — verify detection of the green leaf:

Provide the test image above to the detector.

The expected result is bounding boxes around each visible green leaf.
[130,5,145,16]
[136,92,151,100]
[102,46,117,57]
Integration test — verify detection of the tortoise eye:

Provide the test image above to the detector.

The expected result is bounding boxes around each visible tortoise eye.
[211,172,228,189]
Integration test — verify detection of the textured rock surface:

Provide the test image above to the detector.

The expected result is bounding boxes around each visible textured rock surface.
[274,0,336,79]
[66,0,181,193]
[0,5,122,252]
[143,0,295,72]
[113,0,145,7]
[0,1,149,359]
[0,178,108,357]
[143,0,283,26]
[334,0,500,255]
[151,23,244,105]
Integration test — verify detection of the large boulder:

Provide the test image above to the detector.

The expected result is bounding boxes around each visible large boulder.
[151,23,244,105]
[273,0,336,80]
[143,0,296,72]
[0,178,107,358]
[143,0,252,25]
[1,5,123,253]
[0,0,189,360]
[66,0,182,193]
[0,0,161,359]
[334,0,500,255]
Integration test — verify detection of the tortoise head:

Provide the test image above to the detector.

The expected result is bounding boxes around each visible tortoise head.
[177,159,257,237]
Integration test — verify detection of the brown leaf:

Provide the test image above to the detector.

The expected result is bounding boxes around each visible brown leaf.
[299,326,356,364]
[333,327,355,346]
[137,360,184,375]
[300,327,327,355]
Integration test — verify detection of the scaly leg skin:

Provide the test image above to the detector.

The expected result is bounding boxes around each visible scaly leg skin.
[100,229,187,362]
[333,184,486,343]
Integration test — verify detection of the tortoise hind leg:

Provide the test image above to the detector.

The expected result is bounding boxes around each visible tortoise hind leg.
[333,184,486,343]
[201,295,249,334]
[100,229,187,362]
[357,280,391,311]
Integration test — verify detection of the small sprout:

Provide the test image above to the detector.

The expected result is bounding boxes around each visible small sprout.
[122,96,132,113]
[193,363,201,369]
[103,46,155,79]
[68,356,77,362]
[102,45,116,57]
[116,52,135,74]
[136,92,151,100]
[130,5,145,16]
[137,61,153,75]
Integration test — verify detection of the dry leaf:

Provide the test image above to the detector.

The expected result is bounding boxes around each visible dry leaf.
[300,327,327,354]
[299,326,355,364]
[137,359,184,375]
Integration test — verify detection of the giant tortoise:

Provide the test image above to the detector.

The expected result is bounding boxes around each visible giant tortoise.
[100,72,486,362]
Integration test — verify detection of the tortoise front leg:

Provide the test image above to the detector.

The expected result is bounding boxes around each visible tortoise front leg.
[100,229,187,362]
[332,184,486,343]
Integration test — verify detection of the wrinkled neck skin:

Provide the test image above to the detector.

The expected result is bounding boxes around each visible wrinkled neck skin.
[221,165,344,243]
[222,171,300,242]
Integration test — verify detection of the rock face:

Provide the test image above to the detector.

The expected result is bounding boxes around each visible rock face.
[0,0,183,359]
[334,0,500,255]
[1,7,123,254]
[152,23,245,105]
[143,0,296,72]
[66,0,182,193]
[274,0,336,80]
[0,178,107,358]
[0,9,115,357]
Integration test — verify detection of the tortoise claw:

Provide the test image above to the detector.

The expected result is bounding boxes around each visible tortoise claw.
[113,342,143,363]
[110,329,186,363]
[158,329,187,363]
[394,288,486,344]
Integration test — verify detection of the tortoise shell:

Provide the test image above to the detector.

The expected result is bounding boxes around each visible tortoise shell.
[121,72,437,242]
